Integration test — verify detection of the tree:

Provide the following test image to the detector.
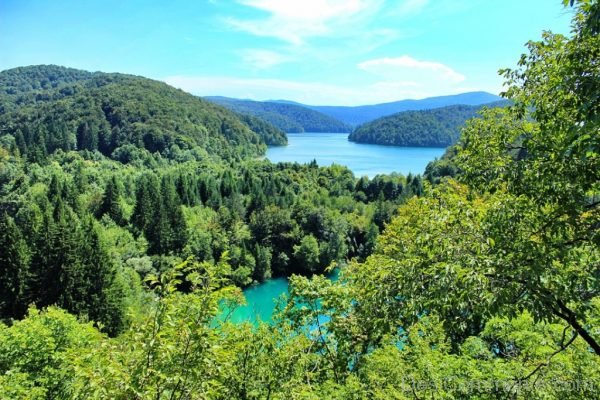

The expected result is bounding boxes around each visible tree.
[76,121,98,151]
[79,218,126,335]
[0,214,31,320]
[131,173,161,236]
[454,0,600,354]
[293,235,320,274]
[332,0,600,358]
[97,175,126,225]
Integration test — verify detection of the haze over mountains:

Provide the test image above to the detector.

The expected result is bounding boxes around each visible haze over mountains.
[273,91,503,126]
[207,91,503,131]
[206,96,351,133]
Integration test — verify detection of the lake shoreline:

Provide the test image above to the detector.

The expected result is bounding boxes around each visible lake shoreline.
[266,132,445,178]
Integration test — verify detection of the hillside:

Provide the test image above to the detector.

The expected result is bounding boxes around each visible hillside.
[236,113,287,145]
[0,65,275,161]
[0,64,407,334]
[205,96,351,133]
[349,101,510,147]
[279,91,502,127]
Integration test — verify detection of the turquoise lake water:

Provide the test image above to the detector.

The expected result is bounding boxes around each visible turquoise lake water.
[223,277,289,324]
[266,132,445,178]
[222,268,339,325]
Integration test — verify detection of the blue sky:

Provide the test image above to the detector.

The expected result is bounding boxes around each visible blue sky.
[0,0,573,105]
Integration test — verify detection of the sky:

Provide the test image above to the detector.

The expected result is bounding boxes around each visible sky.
[0,0,574,106]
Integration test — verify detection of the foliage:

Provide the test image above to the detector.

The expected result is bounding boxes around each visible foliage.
[207,96,351,133]
[0,65,267,162]
[237,113,288,145]
[0,2,597,398]
[349,101,509,147]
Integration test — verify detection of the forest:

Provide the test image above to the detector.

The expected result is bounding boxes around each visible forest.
[0,1,598,399]
[206,96,351,133]
[349,101,509,147]
[0,63,424,333]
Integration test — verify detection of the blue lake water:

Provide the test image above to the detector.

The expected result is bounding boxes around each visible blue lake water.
[224,270,340,325]
[224,277,289,324]
[266,132,445,178]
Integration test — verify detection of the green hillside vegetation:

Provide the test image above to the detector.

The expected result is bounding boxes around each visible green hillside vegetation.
[236,113,287,146]
[0,66,270,161]
[0,65,421,337]
[349,101,510,147]
[0,1,598,398]
[206,96,351,133]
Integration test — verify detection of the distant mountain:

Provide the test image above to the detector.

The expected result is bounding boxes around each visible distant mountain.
[205,96,351,133]
[285,92,503,127]
[349,101,510,148]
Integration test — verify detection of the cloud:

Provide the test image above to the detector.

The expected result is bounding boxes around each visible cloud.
[163,74,483,106]
[358,55,465,83]
[227,0,381,44]
[240,49,290,69]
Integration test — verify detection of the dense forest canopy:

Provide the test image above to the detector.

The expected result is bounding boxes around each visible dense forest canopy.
[0,65,421,336]
[0,65,284,160]
[206,96,352,133]
[0,1,598,398]
[349,101,510,147]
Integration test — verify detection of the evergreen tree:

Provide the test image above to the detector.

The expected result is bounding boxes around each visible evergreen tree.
[80,218,126,335]
[76,121,98,151]
[158,176,188,254]
[28,125,48,164]
[131,173,161,236]
[97,176,125,225]
[14,129,27,157]
[0,214,31,320]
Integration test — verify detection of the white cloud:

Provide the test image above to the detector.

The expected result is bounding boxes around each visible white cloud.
[163,74,484,106]
[358,55,465,83]
[227,0,381,44]
[240,49,290,69]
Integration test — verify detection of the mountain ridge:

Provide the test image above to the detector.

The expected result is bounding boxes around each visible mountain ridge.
[205,96,351,133]
[296,91,503,126]
[212,91,502,128]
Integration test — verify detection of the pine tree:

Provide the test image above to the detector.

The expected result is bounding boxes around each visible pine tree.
[28,126,48,164]
[149,176,187,254]
[80,218,126,335]
[131,173,160,235]
[76,121,98,151]
[97,176,125,225]
[14,129,27,157]
[0,214,31,320]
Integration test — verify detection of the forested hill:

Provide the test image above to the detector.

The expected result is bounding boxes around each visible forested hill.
[282,91,503,126]
[349,101,510,147]
[205,96,351,133]
[0,65,285,161]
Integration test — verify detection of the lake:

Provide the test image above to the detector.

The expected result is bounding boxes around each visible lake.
[223,277,289,324]
[221,269,340,325]
[266,132,445,178]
